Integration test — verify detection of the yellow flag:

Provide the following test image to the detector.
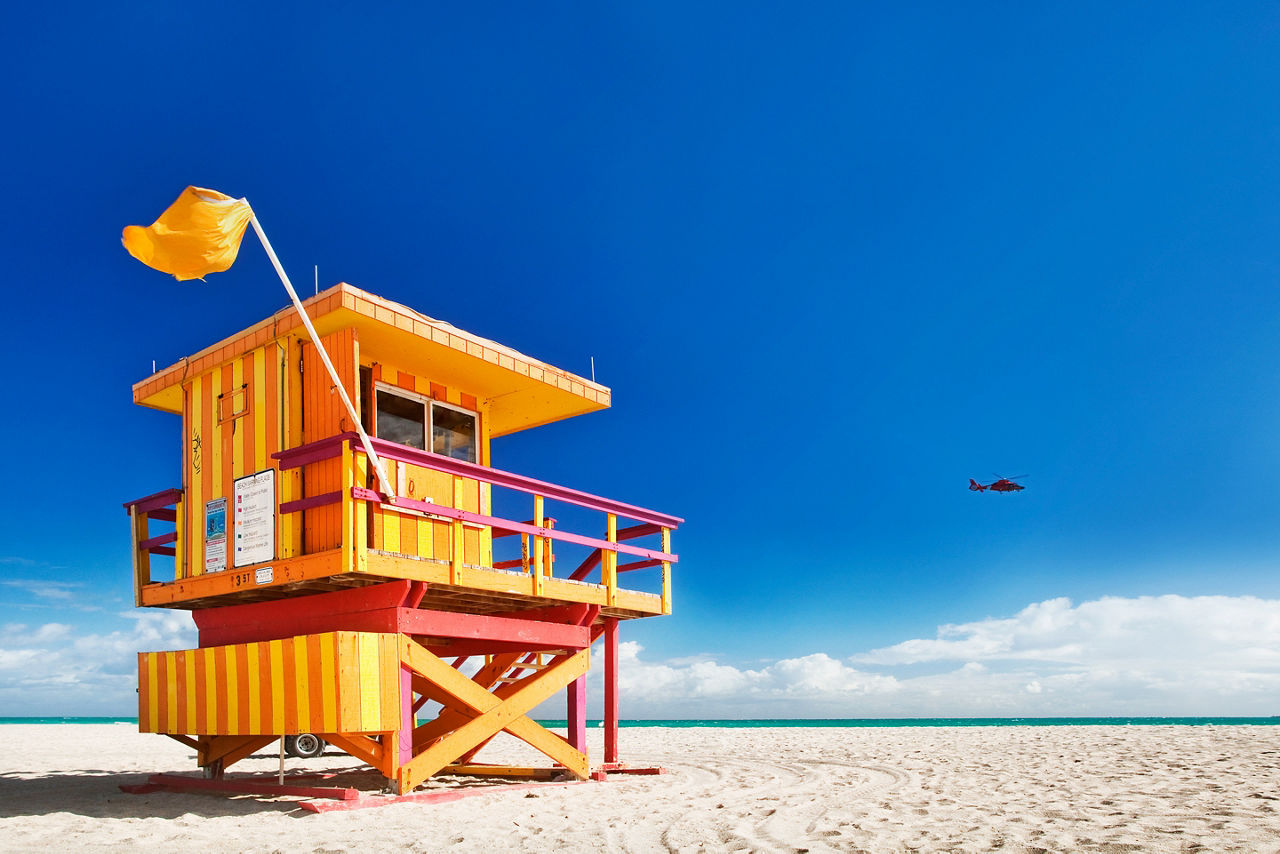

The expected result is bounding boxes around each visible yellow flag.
[122,187,254,281]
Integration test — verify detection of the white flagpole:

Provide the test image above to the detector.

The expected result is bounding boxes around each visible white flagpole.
[249,215,397,502]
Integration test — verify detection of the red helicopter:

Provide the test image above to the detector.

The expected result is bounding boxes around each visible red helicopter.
[969,475,1026,493]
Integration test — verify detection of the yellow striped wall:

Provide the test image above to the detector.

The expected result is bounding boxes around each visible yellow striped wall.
[138,631,400,735]
[182,338,303,578]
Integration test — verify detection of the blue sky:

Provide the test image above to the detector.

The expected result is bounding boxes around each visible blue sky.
[4,4,1280,716]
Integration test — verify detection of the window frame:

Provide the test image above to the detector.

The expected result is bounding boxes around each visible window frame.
[372,381,480,463]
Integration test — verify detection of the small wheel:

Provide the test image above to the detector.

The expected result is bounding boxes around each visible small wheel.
[289,732,325,759]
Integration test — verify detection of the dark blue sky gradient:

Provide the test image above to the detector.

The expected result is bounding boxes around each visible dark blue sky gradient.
[4,4,1280,669]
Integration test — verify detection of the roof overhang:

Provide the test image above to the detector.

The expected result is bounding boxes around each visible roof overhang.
[133,284,610,436]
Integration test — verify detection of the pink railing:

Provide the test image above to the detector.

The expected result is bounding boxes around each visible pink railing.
[272,433,681,607]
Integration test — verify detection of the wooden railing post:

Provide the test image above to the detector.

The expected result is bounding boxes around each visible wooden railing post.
[603,513,617,607]
[131,506,150,607]
[174,498,184,581]
[450,475,465,585]
[352,449,369,572]
[660,526,672,615]
[340,440,355,573]
[531,495,545,597]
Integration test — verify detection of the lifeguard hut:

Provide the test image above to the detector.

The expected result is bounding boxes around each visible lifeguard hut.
[123,283,680,794]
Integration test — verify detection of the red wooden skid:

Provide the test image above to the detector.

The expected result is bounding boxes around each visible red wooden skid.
[596,763,667,775]
[299,780,587,813]
[139,773,360,801]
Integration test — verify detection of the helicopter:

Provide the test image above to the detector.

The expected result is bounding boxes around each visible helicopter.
[969,475,1026,493]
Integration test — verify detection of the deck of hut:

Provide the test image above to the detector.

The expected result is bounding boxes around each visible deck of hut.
[124,284,680,794]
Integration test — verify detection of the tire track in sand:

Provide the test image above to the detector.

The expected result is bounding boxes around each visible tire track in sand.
[654,755,910,852]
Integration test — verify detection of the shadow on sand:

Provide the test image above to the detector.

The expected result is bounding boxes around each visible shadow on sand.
[0,751,365,820]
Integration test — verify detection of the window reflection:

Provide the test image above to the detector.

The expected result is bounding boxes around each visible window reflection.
[372,385,478,463]
[432,404,476,462]
[375,390,425,450]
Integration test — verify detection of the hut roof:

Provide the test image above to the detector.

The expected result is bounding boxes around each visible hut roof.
[133,283,610,436]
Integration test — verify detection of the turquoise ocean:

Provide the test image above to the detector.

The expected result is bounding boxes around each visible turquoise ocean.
[3,717,1279,727]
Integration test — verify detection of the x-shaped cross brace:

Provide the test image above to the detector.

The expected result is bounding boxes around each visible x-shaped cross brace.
[397,637,591,793]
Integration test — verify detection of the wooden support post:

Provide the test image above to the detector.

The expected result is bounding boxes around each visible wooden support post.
[660,526,672,615]
[567,675,587,756]
[531,495,545,597]
[131,507,150,607]
[399,663,414,773]
[450,476,465,584]
[603,514,617,607]
[604,617,619,764]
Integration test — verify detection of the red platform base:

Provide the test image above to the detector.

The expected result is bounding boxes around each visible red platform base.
[120,771,590,813]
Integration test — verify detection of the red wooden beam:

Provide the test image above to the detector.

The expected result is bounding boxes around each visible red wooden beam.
[399,609,590,649]
[490,603,599,626]
[299,780,588,813]
[139,531,177,551]
[279,490,342,515]
[194,581,423,646]
[142,773,360,801]
[122,488,182,515]
[194,581,592,649]
[570,527,658,581]
[570,549,602,582]
[617,558,661,573]
[422,639,575,657]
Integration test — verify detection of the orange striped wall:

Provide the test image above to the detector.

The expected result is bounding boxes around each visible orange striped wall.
[366,360,492,567]
[138,631,400,736]
[302,329,359,555]
[182,340,300,578]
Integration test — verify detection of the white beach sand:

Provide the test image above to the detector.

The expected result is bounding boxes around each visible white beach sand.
[1,723,1278,852]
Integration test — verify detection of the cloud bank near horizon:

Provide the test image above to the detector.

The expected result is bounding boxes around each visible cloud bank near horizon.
[586,594,1280,718]
[2,594,1278,718]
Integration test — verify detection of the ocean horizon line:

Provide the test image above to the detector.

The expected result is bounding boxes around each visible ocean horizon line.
[2,716,1278,727]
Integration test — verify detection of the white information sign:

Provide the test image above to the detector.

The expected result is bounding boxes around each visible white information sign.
[204,498,227,574]
[233,469,276,568]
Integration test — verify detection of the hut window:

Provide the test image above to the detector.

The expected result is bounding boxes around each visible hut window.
[373,385,478,463]
[375,388,426,450]
[432,402,477,462]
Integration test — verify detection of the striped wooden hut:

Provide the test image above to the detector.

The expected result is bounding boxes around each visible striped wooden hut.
[125,284,680,792]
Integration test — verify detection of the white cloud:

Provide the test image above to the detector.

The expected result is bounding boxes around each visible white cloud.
[0,610,196,715]
[5,594,1280,718]
[572,595,1280,718]
[0,579,79,601]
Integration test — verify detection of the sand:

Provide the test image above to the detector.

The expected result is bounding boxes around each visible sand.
[1,724,1279,852]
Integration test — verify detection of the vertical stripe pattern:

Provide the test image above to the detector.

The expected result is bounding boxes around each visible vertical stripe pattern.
[137,631,400,735]
[183,343,293,578]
